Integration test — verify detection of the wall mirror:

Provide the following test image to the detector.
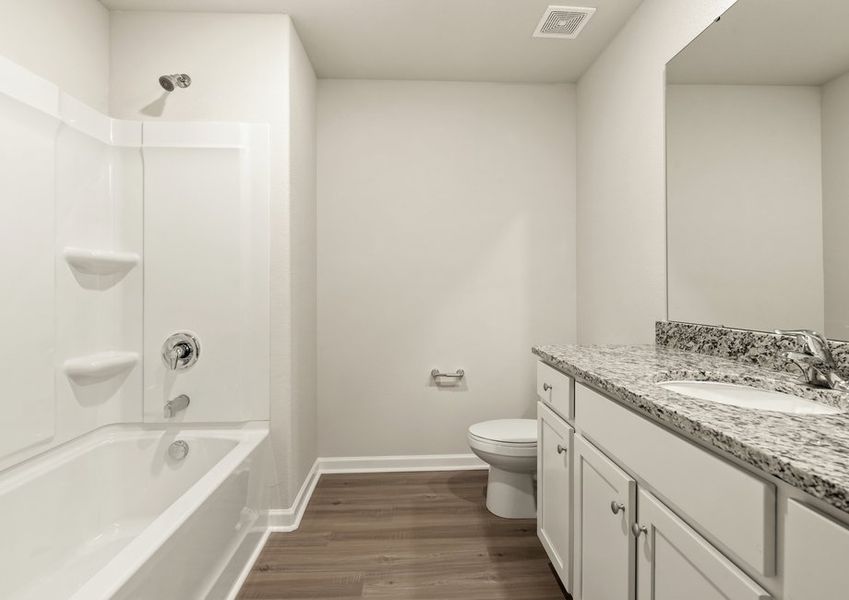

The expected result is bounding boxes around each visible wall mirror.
[666,0,849,340]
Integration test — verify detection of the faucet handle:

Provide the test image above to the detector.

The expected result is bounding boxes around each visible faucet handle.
[168,343,188,370]
[776,328,823,344]
[781,350,819,386]
[782,351,825,366]
[161,332,201,371]
[775,329,833,365]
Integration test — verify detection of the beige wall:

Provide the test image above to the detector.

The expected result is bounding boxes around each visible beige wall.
[667,84,824,332]
[285,23,318,499]
[316,79,576,457]
[109,11,289,124]
[576,0,737,344]
[823,71,849,340]
[0,0,110,111]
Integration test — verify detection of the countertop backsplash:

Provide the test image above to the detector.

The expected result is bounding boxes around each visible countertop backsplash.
[656,321,849,381]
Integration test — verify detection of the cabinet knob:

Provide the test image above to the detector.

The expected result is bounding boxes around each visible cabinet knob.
[631,523,648,538]
[543,383,553,392]
[556,444,566,455]
[610,501,625,515]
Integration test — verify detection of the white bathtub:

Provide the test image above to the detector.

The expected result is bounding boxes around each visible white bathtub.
[0,423,270,600]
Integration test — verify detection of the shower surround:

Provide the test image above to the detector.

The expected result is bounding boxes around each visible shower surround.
[0,52,273,598]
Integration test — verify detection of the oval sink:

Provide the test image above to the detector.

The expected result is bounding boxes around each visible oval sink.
[657,381,842,415]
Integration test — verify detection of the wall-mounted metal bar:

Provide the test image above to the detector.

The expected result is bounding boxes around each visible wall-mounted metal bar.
[431,368,465,380]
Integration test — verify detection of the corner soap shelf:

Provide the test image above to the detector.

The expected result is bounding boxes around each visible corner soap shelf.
[63,247,139,276]
[64,351,139,384]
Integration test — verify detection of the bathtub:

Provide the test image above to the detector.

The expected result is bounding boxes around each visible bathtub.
[0,423,270,600]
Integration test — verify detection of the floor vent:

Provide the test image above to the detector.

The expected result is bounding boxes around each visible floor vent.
[533,6,596,39]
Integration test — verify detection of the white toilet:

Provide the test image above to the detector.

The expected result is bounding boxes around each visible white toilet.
[467,419,537,519]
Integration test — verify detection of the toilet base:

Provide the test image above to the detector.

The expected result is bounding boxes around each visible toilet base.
[485,466,536,519]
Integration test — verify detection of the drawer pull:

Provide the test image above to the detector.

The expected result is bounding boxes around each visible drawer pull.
[610,501,625,515]
[543,383,553,392]
[556,444,566,455]
[631,523,647,538]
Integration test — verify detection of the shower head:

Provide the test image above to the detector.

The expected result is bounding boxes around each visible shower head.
[159,74,192,92]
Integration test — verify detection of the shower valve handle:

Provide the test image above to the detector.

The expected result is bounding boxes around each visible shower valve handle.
[161,331,201,371]
[168,343,190,370]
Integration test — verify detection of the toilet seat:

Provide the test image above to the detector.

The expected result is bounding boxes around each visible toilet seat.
[468,419,536,444]
[468,435,537,458]
[467,419,537,458]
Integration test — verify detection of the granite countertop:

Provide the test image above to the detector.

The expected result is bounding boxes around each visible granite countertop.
[533,344,849,514]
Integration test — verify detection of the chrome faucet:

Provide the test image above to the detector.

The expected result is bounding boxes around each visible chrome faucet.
[167,342,192,370]
[161,331,200,371]
[775,329,846,390]
[164,394,190,418]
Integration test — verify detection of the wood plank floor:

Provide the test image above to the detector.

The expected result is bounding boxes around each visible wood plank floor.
[237,470,569,600]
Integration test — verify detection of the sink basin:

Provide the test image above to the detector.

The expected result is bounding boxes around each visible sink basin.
[657,381,842,415]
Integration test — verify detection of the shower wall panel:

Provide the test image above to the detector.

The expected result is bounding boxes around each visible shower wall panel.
[142,123,270,423]
[0,72,59,463]
[55,94,143,439]
[0,57,143,471]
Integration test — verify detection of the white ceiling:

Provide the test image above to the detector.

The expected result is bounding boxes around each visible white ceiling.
[100,0,642,83]
[668,0,849,86]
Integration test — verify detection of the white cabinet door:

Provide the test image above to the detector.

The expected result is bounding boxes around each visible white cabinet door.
[576,384,775,576]
[635,489,772,600]
[785,500,849,600]
[538,402,574,589]
[574,434,636,600]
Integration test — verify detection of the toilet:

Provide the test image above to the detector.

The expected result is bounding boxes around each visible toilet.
[467,419,537,519]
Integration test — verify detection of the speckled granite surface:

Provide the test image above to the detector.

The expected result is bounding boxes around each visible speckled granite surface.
[532,343,849,514]
[656,321,849,380]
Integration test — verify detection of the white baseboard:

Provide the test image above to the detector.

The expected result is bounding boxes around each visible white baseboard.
[266,459,322,532]
[265,453,486,533]
[318,453,487,474]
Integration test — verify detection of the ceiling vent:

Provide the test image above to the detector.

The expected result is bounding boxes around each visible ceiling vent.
[533,6,596,39]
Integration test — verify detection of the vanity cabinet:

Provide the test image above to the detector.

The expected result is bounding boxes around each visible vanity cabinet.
[574,434,636,600]
[536,364,776,599]
[537,402,574,587]
[536,352,849,600]
[572,433,771,600]
[635,488,772,600]
[576,383,775,577]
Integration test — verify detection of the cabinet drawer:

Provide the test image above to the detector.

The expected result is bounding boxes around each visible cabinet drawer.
[575,383,775,577]
[537,362,574,421]
[785,500,849,599]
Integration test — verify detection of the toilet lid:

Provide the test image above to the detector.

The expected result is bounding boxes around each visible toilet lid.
[468,419,537,444]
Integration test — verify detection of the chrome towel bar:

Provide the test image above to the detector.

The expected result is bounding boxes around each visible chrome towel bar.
[431,368,465,380]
